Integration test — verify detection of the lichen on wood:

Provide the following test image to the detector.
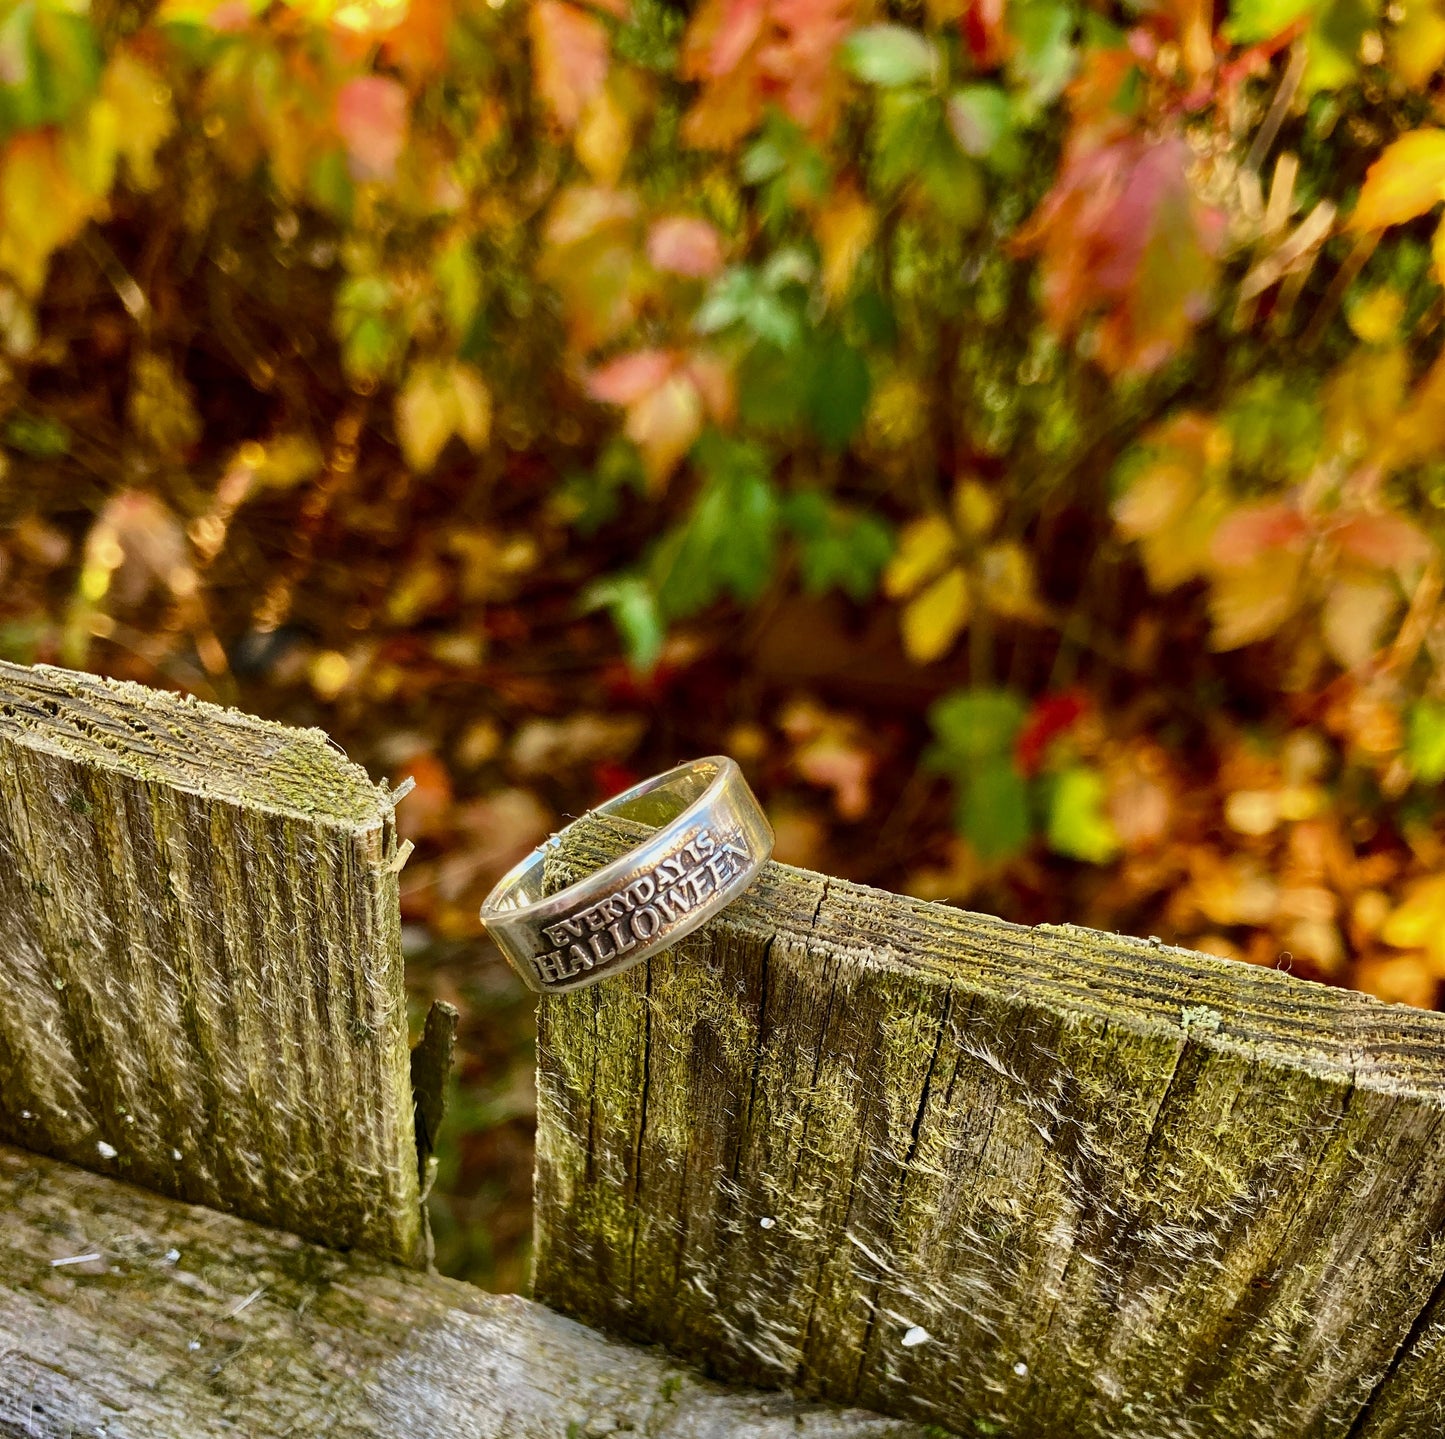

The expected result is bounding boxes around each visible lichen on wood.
[0,1143,931,1438]
[535,814,1445,1439]
[0,660,421,1263]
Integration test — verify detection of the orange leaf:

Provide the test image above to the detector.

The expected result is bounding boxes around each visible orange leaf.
[1349,130,1445,231]
[646,216,725,277]
[335,76,409,182]
[530,0,609,132]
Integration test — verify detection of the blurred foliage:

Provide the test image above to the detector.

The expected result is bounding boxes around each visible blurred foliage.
[9,0,1445,1282]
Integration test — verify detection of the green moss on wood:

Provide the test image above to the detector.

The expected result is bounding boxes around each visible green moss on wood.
[0,660,420,1263]
[534,814,1445,1439]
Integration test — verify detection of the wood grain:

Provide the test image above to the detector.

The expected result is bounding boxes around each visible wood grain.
[0,1143,929,1439]
[0,661,421,1263]
[535,815,1445,1439]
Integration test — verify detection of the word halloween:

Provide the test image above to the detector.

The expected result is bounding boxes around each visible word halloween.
[532,827,749,985]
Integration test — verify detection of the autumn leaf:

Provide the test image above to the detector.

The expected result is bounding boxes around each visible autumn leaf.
[530,0,609,132]
[1331,512,1432,571]
[575,78,631,184]
[1381,875,1445,970]
[815,184,875,303]
[396,361,492,472]
[1349,130,1445,231]
[1015,131,1223,375]
[587,348,731,488]
[335,75,409,182]
[646,215,725,277]
[902,565,970,662]
[1322,572,1399,670]
[1208,549,1305,649]
[0,131,94,295]
[99,51,176,192]
[883,513,956,598]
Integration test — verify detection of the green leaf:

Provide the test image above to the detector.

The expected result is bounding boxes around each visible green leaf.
[957,759,1032,861]
[1409,699,1445,783]
[1007,0,1076,111]
[921,138,985,226]
[651,436,779,618]
[929,688,1027,765]
[841,26,939,88]
[783,491,893,600]
[0,3,102,135]
[871,89,939,193]
[738,343,809,433]
[3,410,69,457]
[334,274,402,382]
[1225,0,1317,43]
[585,575,665,673]
[807,336,870,450]
[1046,765,1120,863]
[947,85,1011,158]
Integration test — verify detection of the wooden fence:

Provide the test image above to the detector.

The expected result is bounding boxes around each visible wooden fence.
[2,658,1444,1437]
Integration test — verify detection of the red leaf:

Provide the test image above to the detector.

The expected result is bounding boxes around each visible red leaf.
[961,0,1009,69]
[1016,691,1086,777]
[1015,129,1222,376]
[334,76,409,182]
[1333,513,1433,569]
[646,215,725,277]
[1210,501,1308,568]
[530,0,609,132]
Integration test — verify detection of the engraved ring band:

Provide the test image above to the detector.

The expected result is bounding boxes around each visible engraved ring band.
[478,756,775,994]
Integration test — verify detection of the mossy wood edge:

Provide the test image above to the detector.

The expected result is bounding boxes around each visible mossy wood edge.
[0,660,421,1263]
[0,1143,927,1438]
[535,815,1445,1439]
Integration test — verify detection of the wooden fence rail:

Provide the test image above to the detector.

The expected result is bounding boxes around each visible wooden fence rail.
[0,1143,927,1438]
[4,659,1445,1438]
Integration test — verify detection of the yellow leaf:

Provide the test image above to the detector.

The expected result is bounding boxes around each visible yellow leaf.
[1346,287,1405,345]
[901,566,970,664]
[1381,875,1445,968]
[625,373,703,491]
[978,540,1043,621]
[1349,130,1445,232]
[815,186,876,305]
[1324,346,1409,459]
[0,133,94,295]
[883,514,957,600]
[62,99,118,199]
[952,478,998,539]
[396,363,455,473]
[575,81,631,186]
[1391,0,1445,89]
[451,363,492,452]
[1208,550,1304,650]
[1322,572,1399,670]
[101,52,176,191]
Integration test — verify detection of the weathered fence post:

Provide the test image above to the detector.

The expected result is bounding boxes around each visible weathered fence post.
[0,660,421,1262]
[535,814,1445,1439]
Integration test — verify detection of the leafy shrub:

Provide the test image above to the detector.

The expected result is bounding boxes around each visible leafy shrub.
[5,0,1445,995]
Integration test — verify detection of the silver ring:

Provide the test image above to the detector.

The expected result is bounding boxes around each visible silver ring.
[479,756,774,993]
